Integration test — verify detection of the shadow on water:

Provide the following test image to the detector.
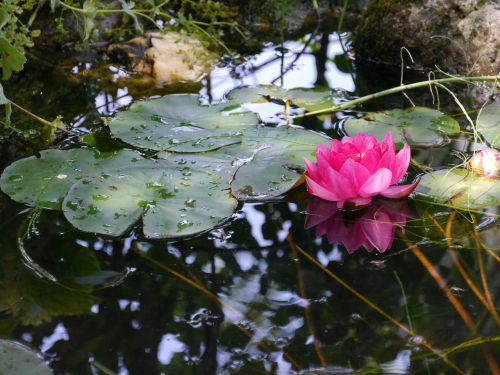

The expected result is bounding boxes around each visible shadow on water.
[0,28,498,374]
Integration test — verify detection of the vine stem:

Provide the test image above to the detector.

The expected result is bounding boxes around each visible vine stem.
[293,75,500,118]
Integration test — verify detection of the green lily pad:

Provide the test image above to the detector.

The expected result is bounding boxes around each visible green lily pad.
[477,100,500,147]
[414,168,500,210]
[343,107,460,147]
[109,94,258,152]
[0,340,51,375]
[229,127,325,200]
[1,149,237,238]
[1,91,331,238]
[0,149,143,210]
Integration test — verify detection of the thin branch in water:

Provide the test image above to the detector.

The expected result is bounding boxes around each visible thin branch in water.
[290,235,326,366]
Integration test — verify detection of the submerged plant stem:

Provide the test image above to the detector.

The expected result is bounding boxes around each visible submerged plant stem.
[8,100,69,133]
[291,241,326,366]
[400,232,500,375]
[290,239,465,374]
[294,75,500,118]
[429,212,500,326]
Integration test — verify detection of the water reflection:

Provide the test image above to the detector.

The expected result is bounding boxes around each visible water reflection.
[305,197,416,254]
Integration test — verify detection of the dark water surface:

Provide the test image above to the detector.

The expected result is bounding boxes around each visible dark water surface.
[0,32,498,374]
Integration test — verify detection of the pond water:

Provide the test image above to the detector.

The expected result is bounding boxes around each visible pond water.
[0,31,499,375]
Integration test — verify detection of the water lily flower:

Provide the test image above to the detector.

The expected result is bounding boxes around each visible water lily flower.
[305,132,419,208]
[467,147,499,178]
[305,197,415,254]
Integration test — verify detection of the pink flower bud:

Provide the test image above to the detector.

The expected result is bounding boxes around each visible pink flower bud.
[467,147,500,178]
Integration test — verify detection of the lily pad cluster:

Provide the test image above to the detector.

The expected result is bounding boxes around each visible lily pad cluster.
[1,87,498,238]
[1,91,329,238]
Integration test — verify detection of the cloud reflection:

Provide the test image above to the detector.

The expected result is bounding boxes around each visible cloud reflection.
[305,197,416,254]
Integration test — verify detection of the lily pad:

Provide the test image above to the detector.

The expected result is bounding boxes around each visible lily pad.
[0,340,51,375]
[1,149,237,238]
[414,168,500,210]
[343,107,460,147]
[1,92,330,238]
[226,85,338,113]
[109,94,258,152]
[477,100,500,147]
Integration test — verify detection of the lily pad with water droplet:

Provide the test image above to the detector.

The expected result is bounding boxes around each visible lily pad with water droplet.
[0,149,143,209]
[1,149,237,238]
[0,340,52,375]
[343,107,460,147]
[109,94,258,152]
[477,100,500,148]
[1,90,332,238]
[63,159,237,238]
[229,127,328,200]
[414,168,500,210]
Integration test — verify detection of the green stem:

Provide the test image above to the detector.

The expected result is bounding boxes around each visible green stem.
[7,100,69,133]
[294,75,500,118]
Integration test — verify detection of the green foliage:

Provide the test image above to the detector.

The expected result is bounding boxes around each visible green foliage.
[0,0,38,80]
[414,168,500,210]
[0,89,330,238]
[476,100,500,148]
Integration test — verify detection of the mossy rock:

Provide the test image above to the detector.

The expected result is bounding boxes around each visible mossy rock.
[354,0,500,75]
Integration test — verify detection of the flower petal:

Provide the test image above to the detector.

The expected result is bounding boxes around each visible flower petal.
[391,144,411,183]
[304,157,319,181]
[305,176,343,202]
[358,168,393,197]
[380,178,420,199]
[380,131,396,154]
[339,159,371,191]
[360,149,382,173]
[324,167,356,200]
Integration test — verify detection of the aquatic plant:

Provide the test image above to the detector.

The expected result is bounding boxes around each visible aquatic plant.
[304,132,419,208]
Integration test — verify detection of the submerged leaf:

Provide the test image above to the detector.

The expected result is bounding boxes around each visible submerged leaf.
[477,100,500,148]
[414,168,500,210]
[343,107,460,147]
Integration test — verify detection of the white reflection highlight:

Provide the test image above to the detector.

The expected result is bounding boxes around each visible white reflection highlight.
[242,204,273,247]
[157,334,185,365]
[41,323,69,353]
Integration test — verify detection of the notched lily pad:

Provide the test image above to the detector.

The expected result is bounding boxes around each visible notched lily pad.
[477,100,500,147]
[414,168,500,210]
[343,107,460,147]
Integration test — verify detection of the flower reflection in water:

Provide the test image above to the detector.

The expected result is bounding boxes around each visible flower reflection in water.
[305,197,416,254]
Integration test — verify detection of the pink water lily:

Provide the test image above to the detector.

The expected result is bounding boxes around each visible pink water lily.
[305,197,415,254]
[305,132,419,208]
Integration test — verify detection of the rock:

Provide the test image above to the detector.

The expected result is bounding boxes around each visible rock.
[354,0,500,75]
[107,32,217,85]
